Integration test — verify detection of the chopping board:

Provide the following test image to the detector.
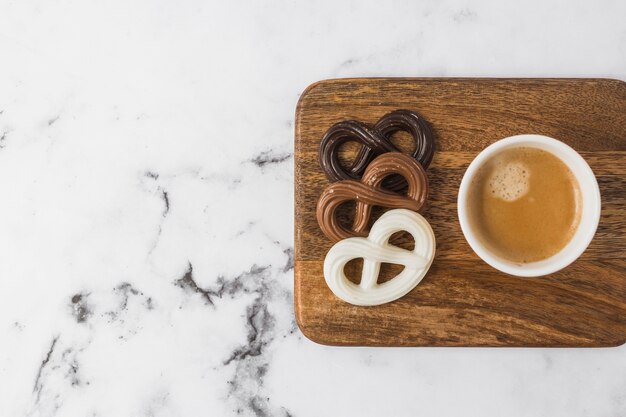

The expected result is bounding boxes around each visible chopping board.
[294,78,626,347]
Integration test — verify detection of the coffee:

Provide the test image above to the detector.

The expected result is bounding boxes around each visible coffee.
[466,147,582,263]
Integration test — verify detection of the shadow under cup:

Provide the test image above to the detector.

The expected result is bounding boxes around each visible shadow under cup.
[457,134,601,277]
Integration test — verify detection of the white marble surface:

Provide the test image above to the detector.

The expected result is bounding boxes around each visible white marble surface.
[0,1,624,416]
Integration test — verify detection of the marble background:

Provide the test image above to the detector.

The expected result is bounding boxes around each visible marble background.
[0,1,624,416]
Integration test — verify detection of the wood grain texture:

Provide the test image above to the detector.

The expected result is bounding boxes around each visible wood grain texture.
[294,78,626,347]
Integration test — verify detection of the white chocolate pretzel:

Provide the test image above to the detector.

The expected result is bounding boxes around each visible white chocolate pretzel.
[323,209,436,306]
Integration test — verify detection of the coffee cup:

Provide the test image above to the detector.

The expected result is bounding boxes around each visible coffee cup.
[457,134,601,277]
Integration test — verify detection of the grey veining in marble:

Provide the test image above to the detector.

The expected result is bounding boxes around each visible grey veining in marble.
[0,1,625,416]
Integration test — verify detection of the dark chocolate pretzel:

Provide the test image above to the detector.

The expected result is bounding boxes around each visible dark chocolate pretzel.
[319,109,434,191]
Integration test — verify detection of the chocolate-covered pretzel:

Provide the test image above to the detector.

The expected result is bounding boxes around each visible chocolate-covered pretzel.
[319,110,434,191]
[317,152,429,242]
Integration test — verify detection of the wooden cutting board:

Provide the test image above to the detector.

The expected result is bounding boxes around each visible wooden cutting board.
[294,78,626,347]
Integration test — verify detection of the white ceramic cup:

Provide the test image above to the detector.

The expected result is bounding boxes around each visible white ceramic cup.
[457,134,601,277]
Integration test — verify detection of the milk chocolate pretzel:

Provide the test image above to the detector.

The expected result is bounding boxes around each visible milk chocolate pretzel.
[319,109,434,191]
[317,152,429,242]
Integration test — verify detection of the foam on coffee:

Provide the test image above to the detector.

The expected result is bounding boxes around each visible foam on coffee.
[487,161,529,202]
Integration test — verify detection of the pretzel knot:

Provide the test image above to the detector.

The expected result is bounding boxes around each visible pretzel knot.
[324,209,436,306]
[316,152,428,242]
[319,109,434,191]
